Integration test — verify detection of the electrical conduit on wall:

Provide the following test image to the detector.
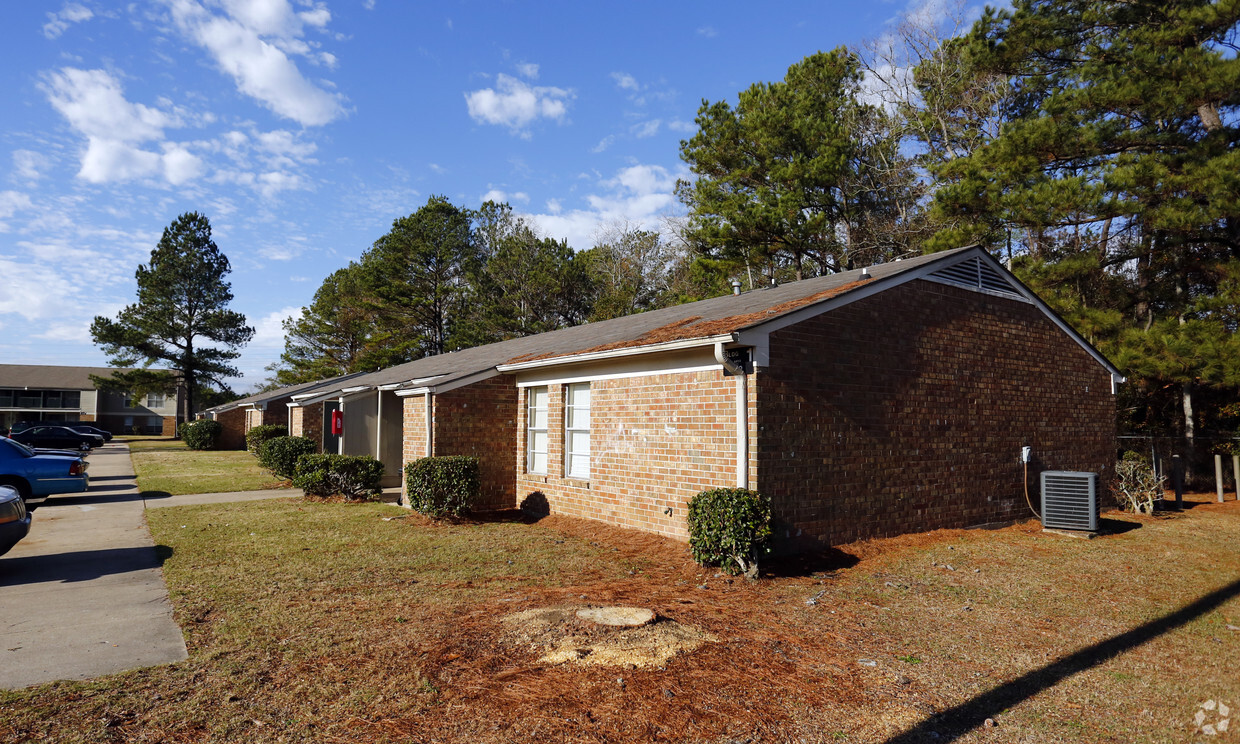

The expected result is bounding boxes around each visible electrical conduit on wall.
[715,343,749,489]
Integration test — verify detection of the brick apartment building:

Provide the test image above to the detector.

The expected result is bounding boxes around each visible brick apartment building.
[202,373,367,450]
[283,247,1122,551]
[0,364,183,435]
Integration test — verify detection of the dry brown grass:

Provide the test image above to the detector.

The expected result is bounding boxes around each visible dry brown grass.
[3,494,1240,742]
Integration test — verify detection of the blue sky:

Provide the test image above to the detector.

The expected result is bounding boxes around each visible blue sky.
[0,0,955,392]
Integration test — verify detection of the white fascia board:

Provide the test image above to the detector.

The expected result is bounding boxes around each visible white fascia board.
[378,374,447,392]
[496,334,735,373]
[514,363,722,388]
[287,389,344,407]
[393,368,500,396]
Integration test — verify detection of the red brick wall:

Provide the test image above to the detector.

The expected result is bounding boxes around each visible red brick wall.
[215,407,246,450]
[402,393,429,476]
[757,279,1116,549]
[431,376,519,511]
[515,370,744,540]
[290,402,325,452]
[160,416,177,437]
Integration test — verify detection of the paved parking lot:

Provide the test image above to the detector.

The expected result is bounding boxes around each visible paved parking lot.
[0,443,188,689]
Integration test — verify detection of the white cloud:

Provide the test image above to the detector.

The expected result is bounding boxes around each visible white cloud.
[166,0,345,127]
[0,258,69,321]
[696,26,718,38]
[631,119,661,138]
[12,150,52,181]
[464,74,573,134]
[248,305,301,352]
[611,72,639,92]
[40,68,204,185]
[668,120,696,134]
[516,62,540,80]
[591,135,615,153]
[525,163,687,250]
[43,3,94,39]
[43,68,174,143]
[481,189,529,205]
[0,191,33,220]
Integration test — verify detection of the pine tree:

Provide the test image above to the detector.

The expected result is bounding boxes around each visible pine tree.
[928,0,1240,461]
[91,212,254,423]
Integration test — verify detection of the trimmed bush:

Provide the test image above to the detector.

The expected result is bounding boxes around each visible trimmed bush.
[293,454,384,501]
[258,436,317,480]
[180,419,222,450]
[405,456,479,518]
[687,487,773,578]
[245,424,288,454]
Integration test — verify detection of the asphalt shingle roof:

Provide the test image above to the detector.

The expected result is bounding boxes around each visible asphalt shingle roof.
[0,364,147,390]
[339,247,973,393]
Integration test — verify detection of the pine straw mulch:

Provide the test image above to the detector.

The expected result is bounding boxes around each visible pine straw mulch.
[328,513,956,743]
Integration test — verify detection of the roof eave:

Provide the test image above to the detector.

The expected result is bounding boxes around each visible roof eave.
[495,333,737,372]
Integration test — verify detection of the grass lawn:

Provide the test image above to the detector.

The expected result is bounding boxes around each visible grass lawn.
[3,495,1240,742]
[122,436,287,496]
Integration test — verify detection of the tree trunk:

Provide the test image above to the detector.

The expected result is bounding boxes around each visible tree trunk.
[1182,378,1197,483]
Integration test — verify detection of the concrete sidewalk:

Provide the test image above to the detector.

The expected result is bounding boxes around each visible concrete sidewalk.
[0,442,189,689]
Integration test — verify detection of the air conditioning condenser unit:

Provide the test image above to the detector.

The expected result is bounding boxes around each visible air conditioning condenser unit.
[1040,471,1099,532]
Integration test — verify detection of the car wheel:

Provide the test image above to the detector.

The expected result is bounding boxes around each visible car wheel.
[79,442,90,451]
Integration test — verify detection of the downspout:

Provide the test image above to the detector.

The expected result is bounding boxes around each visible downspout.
[715,342,749,489]
[425,392,434,457]
[375,390,384,462]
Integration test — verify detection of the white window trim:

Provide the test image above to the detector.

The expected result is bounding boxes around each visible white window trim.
[526,386,549,475]
[564,382,590,480]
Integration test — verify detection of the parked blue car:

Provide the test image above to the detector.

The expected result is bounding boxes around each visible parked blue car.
[0,485,31,556]
[0,436,89,507]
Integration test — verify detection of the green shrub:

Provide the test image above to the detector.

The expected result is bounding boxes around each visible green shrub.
[687,487,773,578]
[245,424,288,454]
[258,436,317,480]
[405,456,479,518]
[180,419,222,450]
[293,454,384,501]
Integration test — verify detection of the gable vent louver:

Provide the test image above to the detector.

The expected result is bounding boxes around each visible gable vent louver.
[1040,471,1099,532]
[929,257,1022,298]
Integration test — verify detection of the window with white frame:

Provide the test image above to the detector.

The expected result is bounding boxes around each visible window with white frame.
[564,383,590,479]
[526,386,549,474]
[146,393,165,408]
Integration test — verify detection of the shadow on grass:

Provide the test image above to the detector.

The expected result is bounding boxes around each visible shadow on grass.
[0,545,175,587]
[885,575,1240,743]
[1097,517,1142,535]
[765,548,860,577]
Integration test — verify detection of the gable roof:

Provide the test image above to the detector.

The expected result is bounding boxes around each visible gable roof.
[205,371,370,415]
[302,246,1121,400]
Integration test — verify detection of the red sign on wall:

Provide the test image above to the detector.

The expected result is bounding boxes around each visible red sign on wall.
[331,409,343,435]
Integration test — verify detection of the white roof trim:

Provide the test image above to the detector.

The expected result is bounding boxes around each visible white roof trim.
[394,368,501,397]
[378,374,448,391]
[496,334,735,372]
[287,389,346,407]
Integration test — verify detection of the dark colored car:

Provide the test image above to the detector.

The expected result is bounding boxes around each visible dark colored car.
[10,425,103,451]
[0,436,89,507]
[62,424,112,441]
[0,485,31,557]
